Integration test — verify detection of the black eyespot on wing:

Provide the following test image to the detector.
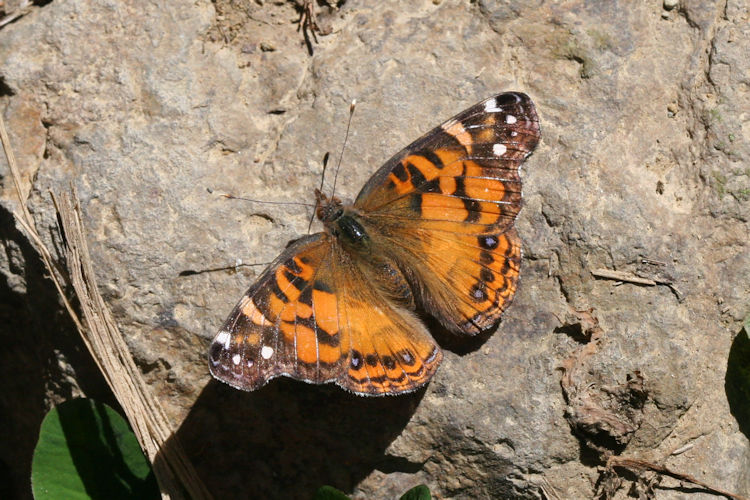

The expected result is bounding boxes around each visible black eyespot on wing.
[383,355,396,370]
[479,251,494,265]
[480,268,494,283]
[398,349,416,366]
[350,350,364,370]
[479,235,499,249]
[470,282,488,302]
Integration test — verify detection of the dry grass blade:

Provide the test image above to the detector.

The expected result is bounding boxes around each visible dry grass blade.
[55,190,212,500]
[0,111,211,499]
[0,0,34,29]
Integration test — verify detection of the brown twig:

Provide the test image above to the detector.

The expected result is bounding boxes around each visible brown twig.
[591,268,658,286]
[592,266,684,301]
[296,0,319,54]
[607,456,749,500]
[295,0,333,55]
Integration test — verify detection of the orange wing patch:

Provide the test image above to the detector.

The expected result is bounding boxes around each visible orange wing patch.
[336,292,441,395]
[353,92,538,337]
[414,228,522,334]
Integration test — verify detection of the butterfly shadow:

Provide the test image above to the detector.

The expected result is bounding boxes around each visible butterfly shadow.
[425,315,498,356]
[163,376,427,498]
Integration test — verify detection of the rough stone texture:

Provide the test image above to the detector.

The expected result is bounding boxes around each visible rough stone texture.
[1,0,748,498]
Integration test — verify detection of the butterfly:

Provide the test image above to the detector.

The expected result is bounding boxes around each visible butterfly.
[209,92,540,396]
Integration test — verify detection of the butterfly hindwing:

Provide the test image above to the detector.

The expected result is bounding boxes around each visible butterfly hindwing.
[386,226,522,334]
[330,254,441,395]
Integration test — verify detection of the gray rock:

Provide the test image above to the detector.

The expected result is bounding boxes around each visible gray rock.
[0,0,748,498]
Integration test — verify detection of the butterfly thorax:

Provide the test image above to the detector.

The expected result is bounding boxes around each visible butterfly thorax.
[315,188,371,249]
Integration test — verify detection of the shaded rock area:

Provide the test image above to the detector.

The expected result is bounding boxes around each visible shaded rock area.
[1,0,748,498]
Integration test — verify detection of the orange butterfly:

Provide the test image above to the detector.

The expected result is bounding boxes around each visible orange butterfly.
[209,92,540,396]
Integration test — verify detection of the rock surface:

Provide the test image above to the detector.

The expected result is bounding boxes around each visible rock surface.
[1,0,748,498]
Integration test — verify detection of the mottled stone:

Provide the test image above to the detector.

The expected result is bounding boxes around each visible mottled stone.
[0,0,748,499]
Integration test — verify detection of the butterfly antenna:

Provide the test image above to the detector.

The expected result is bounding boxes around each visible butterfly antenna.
[330,99,357,198]
[307,152,330,233]
[318,151,331,193]
[209,188,316,208]
[179,260,270,276]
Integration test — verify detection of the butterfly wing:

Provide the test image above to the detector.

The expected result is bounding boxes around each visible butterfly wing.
[209,233,441,395]
[354,92,540,334]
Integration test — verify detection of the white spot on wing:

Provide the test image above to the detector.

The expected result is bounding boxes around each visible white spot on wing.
[493,143,507,156]
[484,99,501,113]
[261,346,274,359]
[216,330,231,348]
[505,114,517,124]
[232,354,241,365]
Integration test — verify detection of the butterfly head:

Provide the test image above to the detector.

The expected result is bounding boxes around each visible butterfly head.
[314,188,344,223]
[314,188,372,250]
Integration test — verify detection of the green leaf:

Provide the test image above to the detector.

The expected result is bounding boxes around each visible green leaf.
[32,398,159,499]
[399,484,432,500]
[726,317,750,439]
[314,485,352,500]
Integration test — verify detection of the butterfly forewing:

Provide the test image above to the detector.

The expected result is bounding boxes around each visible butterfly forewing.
[209,234,344,390]
[209,235,441,395]
[355,92,540,231]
